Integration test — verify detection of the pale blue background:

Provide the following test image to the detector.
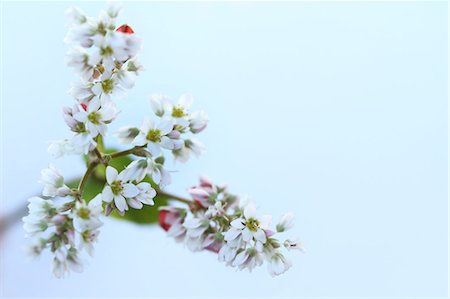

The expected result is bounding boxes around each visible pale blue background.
[0,1,448,298]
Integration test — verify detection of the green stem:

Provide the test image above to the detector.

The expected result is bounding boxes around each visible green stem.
[77,161,99,198]
[158,190,193,205]
[109,147,138,159]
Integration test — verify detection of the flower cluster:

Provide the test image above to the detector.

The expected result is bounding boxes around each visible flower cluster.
[158,177,303,276]
[23,5,209,278]
[23,4,301,279]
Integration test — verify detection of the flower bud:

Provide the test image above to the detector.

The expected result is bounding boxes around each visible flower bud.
[116,24,134,34]
[276,212,294,232]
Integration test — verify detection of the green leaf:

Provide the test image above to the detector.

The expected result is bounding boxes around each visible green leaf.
[69,148,167,225]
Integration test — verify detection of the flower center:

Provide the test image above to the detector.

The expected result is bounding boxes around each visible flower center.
[88,112,101,124]
[100,46,113,56]
[246,217,260,232]
[76,207,90,220]
[146,129,161,142]
[172,106,185,118]
[111,181,123,195]
[101,78,114,93]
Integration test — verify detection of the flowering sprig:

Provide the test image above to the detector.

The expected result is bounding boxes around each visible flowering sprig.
[23,4,302,278]
[158,177,304,276]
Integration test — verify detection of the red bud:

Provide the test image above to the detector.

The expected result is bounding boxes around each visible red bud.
[81,103,87,111]
[116,24,134,34]
[158,210,171,231]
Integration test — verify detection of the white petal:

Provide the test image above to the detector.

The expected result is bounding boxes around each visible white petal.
[230,218,245,229]
[106,166,118,184]
[241,228,253,242]
[157,120,174,135]
[122,183,139,198]
[244,203,257,219]
[114,194,127,212]
[102,186,113,203]
[147,142,161,156]
[254,229,267,243]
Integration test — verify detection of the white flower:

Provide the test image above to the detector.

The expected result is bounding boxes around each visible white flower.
[224,202,271,245]
[72,195,103,231]
[48,139,73,158]
[232,247,264,272]
[52,247,83,278]
[73,97,118,137]
[133,118,180,156]
[283,238,304,251]
[22,197,57,236]
[66,47,94,80]
[89,31,142,72]
[91,71,126,101]
[267,252,292,276]
[218,244,238,265]
[71,131,97,154]
[114,126,140,144]
[149,94,169,117]
[64,7,96,47]
[25,237,46,258]
[68,81,95,102]
[172,139,205,163]
[63,105,86,133]
[188,110,208,134]
[127,182,156,209]
[79,228,100,257]
[276,212,294,232]
[121,158,171,188]
[101,166,140,212]
[183,216,209,239]
[205,201,225,218]
[39,165,71,197]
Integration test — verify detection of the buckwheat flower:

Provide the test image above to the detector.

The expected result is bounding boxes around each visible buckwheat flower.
[39,165,71,197]
[79,228,100,257]
[114,126,140,144]
[102,166,140,212]
[64,7,96,48]
[188,186,210,208]
[63,105,86,133]
[164,93,193,127]
[188,110,208,134]
[121,158,171,188]
[91,71,126,101]
[232,247,264,272]
[172,139,205,163]
[66,47,94,80]
[68,81,95,103]
[52,247,83,278]
[133,118,179,156]
[276,212,294,232]
[218,244,239,265]
[283,238,304,251]
[203,233,224,253]
[72,195,103,231]
[149,94,169,117]
[225,202,271,244]
[89,31,142,72]
[22,197,57,236]
[205,201,226,218]
[127,182,156,209]
[71,131,97,154]
[267,252,292,276]
[183,215,209,239]
[48,139,74,158]
[25,237,47,258]
[73,97,118,137]
[159,207,187,241]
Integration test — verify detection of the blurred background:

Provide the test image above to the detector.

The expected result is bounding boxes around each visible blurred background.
[0,1,448,298]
